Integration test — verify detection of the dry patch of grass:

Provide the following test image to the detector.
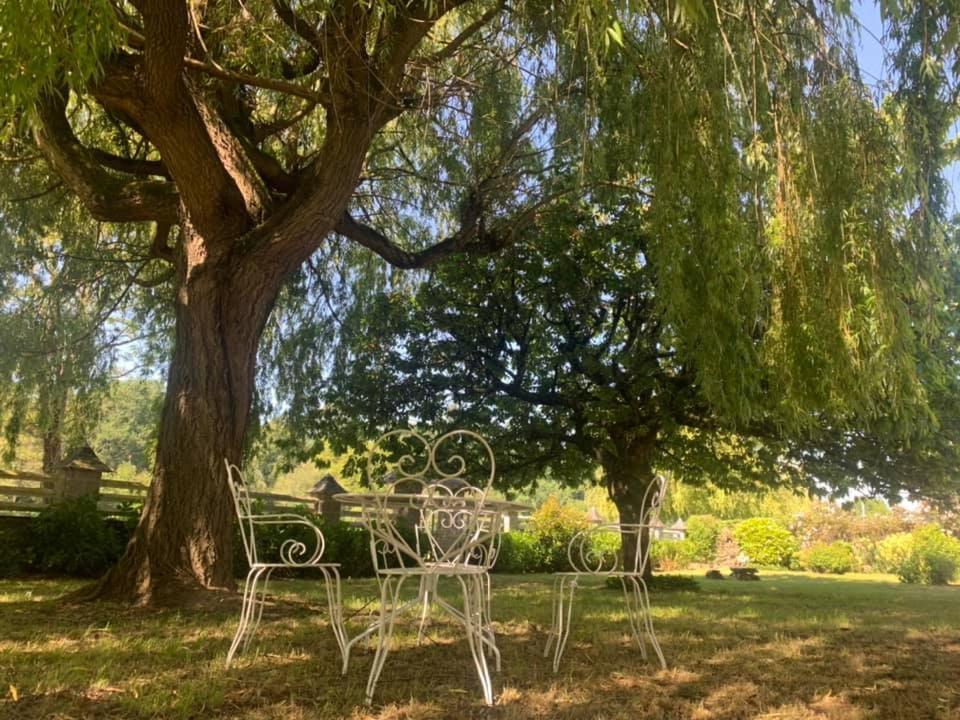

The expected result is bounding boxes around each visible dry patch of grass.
[1,572,959,719]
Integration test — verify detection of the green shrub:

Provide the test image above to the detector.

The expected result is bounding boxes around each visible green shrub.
[875,532,915,574]
[319,521,376,577]
[232,506,380,578]
[684,515,722,562]
[528,496,589,572]
[733,518,799,567]
[651,539,696,570]
[894,525,960,585]
[29,497,124,576]
[0,522,27,578]
[799,541,855,574]
[494,531,544,573]
[588,529,622,570]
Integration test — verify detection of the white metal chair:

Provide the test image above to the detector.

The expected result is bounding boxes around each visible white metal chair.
[224,460,347,667]
[543,475,668,672]
[346,429,501,705]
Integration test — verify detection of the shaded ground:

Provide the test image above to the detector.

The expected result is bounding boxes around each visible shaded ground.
[1,572,958,719]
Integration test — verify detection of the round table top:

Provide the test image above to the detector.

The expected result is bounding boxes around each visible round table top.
[333,492,530,513]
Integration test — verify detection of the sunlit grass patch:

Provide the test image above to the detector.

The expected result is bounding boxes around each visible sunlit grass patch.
[1,572,959,718]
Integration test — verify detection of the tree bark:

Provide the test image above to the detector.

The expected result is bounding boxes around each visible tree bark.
[601,430,659,580]
[94,252,285,603]
[42,430,63,476]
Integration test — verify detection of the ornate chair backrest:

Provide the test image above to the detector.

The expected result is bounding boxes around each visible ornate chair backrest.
[566,474,669,575]
[364,429,498,571]
[225,459,258,566]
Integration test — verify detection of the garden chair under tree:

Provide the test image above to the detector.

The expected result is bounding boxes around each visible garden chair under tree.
[224,460,347,667]
[543,475,668,672]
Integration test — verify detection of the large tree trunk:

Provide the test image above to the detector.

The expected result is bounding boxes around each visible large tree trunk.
[95,260,282,604]
[600,431,659,580]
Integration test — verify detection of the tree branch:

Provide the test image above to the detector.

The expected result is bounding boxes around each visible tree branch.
[424,1,505,66]
[149,220,176,264]
[33,89,179,225]
[89,149,169,178]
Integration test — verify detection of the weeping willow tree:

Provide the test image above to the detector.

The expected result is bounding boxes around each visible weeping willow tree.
[281,2,957,548]
[0,0,953,602]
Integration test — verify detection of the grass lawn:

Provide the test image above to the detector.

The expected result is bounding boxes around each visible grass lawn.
[1,571,958,719]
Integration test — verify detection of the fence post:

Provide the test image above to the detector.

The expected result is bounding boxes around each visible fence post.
[309,474,346,524]
[53,446,111,502]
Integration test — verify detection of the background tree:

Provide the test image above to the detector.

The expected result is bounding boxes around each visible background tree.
[92,379,165,471]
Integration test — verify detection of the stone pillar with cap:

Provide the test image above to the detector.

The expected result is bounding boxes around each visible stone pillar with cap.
[53,446,112,501]
[308,474,347,524]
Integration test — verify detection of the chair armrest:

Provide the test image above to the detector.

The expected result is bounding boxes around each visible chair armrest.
[247,514,326,566]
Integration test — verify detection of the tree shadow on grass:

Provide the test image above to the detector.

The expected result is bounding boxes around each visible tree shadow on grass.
[3,575,960,719]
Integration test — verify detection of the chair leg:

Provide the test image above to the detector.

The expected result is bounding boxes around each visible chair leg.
[543,575,562,657]
[620,576,648,660]
[415,574,437,646]
[243,567,275,653]
[631,576,666,669]
[480,573,501,671]
[226,567,263,667]
[319,566,348,669]
[457,575,494,705]
[550,576,577,673]
[365,575,408,705]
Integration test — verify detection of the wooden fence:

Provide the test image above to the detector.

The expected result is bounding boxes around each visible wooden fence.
[0,468,340,519]
[0,469,518,529]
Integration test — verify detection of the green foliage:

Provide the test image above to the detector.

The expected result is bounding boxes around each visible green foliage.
[0,522,26,578]
[650,539,696,570]
[793,502,916,547]
[527,496,589,572]
[28,497,123,577]
[799,542,856,575]
[684,515,722,562]
[315,521,375,578]
[231,505,377,578]
[493,532,544,574]
[882,524,960,585]
[0,1,120,113]
[733,518,799,568]
[875,532,914,574]
[92,380,164,471]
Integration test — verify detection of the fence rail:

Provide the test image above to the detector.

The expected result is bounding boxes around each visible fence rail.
[0,469,323,519]
[0,468,524,530]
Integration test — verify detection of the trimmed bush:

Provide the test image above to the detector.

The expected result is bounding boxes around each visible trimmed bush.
[892,525,960,585]
[799,541,855,574]
[0,522,27,578]
[320,521,376,577]
[28,497,124,577]
[733,518,799,567]
[685,515,722,562]
[494,531,544,573]
[528,496,589,572]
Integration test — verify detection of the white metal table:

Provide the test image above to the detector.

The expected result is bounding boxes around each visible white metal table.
[335,491,529,704]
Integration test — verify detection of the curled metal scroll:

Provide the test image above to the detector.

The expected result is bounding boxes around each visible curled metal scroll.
[225,460,327,566]
[566,475,668,575]
[364,429,498,570]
